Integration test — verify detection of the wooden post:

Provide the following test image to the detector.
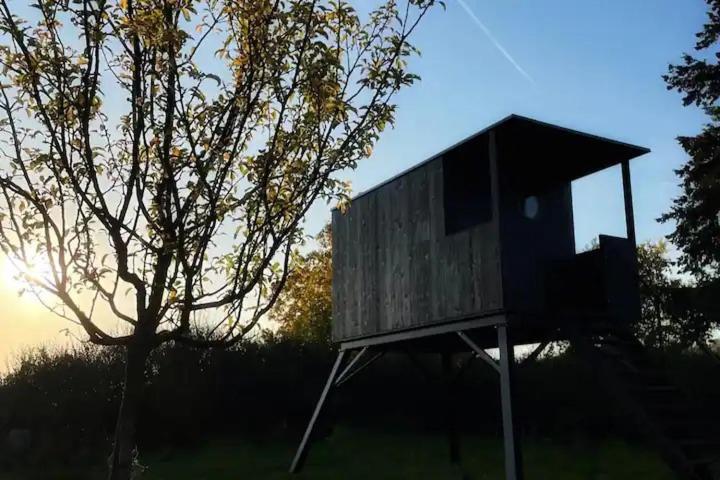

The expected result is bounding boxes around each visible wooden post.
[290,350,347,474]
[441,353,461,464]
[488,130,503,237]
[621,160,636,247]
[498,324,524,480]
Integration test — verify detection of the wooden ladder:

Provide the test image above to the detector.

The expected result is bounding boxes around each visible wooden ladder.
[571,323,720,480]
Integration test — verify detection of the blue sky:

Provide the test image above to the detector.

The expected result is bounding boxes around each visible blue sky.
[0,1,711,368]
[305,0,710,252]
[9,0,706,248]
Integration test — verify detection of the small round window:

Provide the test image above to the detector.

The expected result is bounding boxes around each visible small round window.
[523,196,539,220]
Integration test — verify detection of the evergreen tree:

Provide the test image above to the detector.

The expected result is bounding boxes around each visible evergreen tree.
[661,0,720,281]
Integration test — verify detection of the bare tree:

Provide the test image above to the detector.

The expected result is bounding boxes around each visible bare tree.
[0,0,439,478]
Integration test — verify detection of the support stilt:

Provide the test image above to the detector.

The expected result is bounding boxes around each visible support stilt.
[497,324,524,480]
[290,324,526,479]
[442,353,461,464]
[335,351,384,387]
[289,350,347,474]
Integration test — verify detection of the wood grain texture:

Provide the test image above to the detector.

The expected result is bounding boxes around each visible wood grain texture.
[332,133,504,342]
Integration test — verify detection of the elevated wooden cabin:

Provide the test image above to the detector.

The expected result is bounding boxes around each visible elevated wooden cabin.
[331,115,649,348]
[295,121,720,480]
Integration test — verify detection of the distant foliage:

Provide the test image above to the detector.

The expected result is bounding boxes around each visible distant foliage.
[661,0,720,281]
[635,241,713,349]
[270,225,332,345]
[636,241,679,348]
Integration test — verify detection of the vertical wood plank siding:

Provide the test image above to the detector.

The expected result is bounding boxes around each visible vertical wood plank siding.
[332,139,503,342]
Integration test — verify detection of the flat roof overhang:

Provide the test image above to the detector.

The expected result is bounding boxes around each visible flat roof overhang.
[347,114,650,204]
[495,115,650,191]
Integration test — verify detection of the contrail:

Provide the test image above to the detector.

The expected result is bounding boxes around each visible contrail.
[456,0,535,84]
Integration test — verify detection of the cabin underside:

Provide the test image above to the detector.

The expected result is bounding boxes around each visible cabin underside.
[337,310,605,353]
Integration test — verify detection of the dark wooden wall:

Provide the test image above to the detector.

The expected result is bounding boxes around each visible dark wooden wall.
[495,129,576,317]
[332,136,504,342]
[497,182,575,316]
[332,117,646,342]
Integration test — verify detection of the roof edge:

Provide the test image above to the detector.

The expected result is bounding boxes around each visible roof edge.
[333,114,650,210]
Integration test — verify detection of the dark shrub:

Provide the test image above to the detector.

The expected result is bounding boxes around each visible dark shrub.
[1,339,718,470]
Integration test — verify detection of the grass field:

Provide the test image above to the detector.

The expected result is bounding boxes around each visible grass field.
[0,428,674,480]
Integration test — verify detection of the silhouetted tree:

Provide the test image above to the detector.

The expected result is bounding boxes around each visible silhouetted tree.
[0,1,439,478]
[635,241,714,351]
[661,0,720,281]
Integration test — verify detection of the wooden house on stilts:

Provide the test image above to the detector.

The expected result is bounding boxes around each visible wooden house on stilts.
[290,115,720,480]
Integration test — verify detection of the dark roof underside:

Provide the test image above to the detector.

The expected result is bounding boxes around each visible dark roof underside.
[351,114,650,203]
[495,115,650,190]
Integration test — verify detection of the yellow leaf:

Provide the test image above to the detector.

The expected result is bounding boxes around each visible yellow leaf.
[119,0,128,10]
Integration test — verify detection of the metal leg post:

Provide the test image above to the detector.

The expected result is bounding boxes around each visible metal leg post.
[289,350,347,473]
[442,353,461,464]
[498,324,524,480]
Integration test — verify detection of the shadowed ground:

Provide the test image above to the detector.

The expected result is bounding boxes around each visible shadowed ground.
[0,427,674,480]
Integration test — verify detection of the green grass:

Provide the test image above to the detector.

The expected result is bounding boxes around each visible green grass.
[0,428,675,480]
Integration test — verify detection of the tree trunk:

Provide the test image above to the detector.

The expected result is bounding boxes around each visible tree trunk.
[108,342,150,480]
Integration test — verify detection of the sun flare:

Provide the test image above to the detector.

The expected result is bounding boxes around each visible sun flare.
[1,255,54,294]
